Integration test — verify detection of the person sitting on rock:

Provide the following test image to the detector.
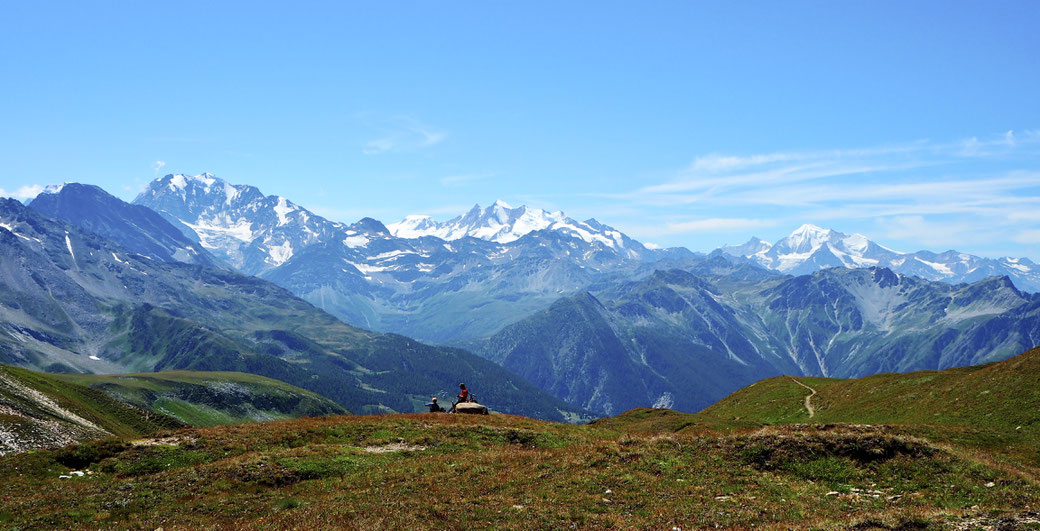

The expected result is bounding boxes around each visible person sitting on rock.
[426,397,444,413]
[457,383,470,403]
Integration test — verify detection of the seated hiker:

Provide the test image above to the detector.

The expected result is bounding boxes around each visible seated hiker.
[457,383,470,403]
[426,397,444,413]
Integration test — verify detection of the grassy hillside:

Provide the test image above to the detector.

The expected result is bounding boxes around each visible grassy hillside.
[54,370,349,427]
[0,365,182,454]
[598,346,1040,469]
[698,345,1040,428]
[1,412,1037,528]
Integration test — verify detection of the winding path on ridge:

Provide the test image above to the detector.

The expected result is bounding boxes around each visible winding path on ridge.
[789,377,817,418]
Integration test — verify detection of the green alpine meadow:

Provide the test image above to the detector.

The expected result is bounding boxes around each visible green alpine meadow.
[2,2,1039,528]
[1,348,1038,528]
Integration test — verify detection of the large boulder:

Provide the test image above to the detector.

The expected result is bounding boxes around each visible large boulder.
[454,402,489,415]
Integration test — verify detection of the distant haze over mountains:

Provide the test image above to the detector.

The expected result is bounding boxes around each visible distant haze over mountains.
[127,173,1040,346]
[720,224,1040,292]
[484,259,1040,415]
[133,173,684,343]
[3,173,1040,418]
[0,196,586,421]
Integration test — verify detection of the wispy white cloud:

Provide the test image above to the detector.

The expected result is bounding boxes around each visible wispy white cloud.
[599,130,1040,257]
[361,116,446,155]
[630,132,1038,204]
[2,184,46,200]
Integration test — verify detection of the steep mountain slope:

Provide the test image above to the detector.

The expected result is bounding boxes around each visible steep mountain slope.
[27,183,223,268]
[54,371,348,426]
[0,364,182,455]
[485,260,1040,415]
[484,273,791,416]
[721,224,1040,292]
[757,267,1040,376]
[134,174,689,343]
[0,198,587,421]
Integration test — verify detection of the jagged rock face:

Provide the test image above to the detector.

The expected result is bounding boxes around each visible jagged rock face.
[485,265,1040,416]
[720,224,1040,292]
[28,183,222,268]
[133,174,694,343]
[134,174,341,274]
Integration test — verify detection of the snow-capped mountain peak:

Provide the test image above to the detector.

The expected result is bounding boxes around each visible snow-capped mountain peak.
[716,224,1040,292]
[387,201,635,248]
[780,224,839,253]
[41,183,69,195]
[135,173,341,273]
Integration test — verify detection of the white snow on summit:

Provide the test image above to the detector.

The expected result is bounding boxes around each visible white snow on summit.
[719,224,1040,292]
[387,201,629,248]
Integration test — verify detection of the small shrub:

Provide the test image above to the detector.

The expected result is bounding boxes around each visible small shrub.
[55,439,130,469]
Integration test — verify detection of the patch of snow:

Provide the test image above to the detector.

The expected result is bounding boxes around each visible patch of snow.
[194,173,217,187]
[842,233,870,253]
[184,218,255,244]
[42,183,67,195]
[223,182,239,204]
[388,215,438,239]
[343,234,370,248]
[64,233,76,261]
[652,392,675,409]
[266,240,293,266]
[0,223,40,243]
[345,261,389,274]
[273,196,294,226]
[88,355,100,361]
[1004,261,1030,272]
[386,202,625,246]
[168,174,187,190]
[554,222,615,247]
[110,252,126,264]
[775,251,815,271]
[371,249,413,261]
[914,256,953,276]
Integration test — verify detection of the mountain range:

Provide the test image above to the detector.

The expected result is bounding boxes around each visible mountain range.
[128,174,1040,350]
[133,174,686,344]
[4,173,1039,420]
[0,196,587,421]
[485,256,1040,415]
[720,224,1040,292]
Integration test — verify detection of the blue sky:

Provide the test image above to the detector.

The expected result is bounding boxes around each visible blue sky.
[1,1,1038,258]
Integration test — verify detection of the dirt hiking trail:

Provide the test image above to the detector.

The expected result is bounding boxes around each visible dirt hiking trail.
[789,377,817,418]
